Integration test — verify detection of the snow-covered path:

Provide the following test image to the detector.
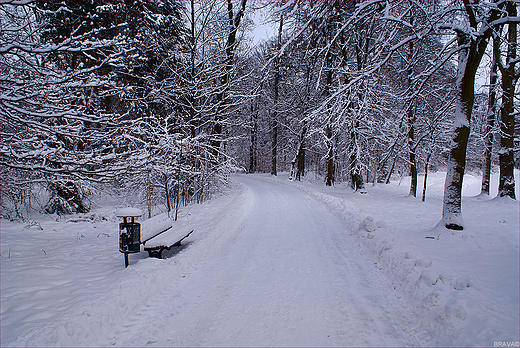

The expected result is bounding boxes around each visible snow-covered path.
[2,173,518,346]
[110,175,410,346]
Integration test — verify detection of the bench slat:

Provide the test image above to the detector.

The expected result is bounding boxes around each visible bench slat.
[140,213,174,243]
[144,228,193,249]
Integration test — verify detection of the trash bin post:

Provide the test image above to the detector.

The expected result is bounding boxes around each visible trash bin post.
[115,208,143,268]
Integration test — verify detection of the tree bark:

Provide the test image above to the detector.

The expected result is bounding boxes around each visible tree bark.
[442,36,474,230]
[407,38,417,197]
[271,14,283,176]
[442,12,495,230]
[271,114,278,176]
[296,121,307,181]
[497,1,517,200]
[422,152,431,202]
[348,16,369,192]
[249,100,258,173]
[189,0,198,139]
[290,121,307,181]
[164,173,171,215]
[350,119,365,191]
[325,124,334,186]
[481,36,499,195]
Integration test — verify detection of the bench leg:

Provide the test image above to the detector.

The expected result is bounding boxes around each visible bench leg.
[146,246,169,259]
[124,253,129,268]
[147,248,164,259]
[147,250,159,258]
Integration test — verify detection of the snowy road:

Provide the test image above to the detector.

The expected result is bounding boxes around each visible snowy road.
[109,175,412,347]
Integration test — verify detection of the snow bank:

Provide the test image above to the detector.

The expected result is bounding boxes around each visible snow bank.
[1,183,256,347]
[263,170,519,346]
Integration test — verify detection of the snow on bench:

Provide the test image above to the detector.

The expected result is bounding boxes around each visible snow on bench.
[140,213,174,243]
[140,213,193,258]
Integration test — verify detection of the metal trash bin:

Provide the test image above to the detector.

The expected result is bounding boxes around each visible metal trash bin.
[115,208,143,267]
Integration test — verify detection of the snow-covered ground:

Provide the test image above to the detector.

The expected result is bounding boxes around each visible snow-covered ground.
[1,171,519,347]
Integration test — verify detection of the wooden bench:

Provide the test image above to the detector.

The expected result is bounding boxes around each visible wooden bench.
[140,213,193,259]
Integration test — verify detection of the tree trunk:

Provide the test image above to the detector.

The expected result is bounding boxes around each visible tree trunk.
[164,173,171,215]
[296,148,305,180]
[408,110,417,197]
[407,41,417,197]
[271,14,283,176]
[481,36,499,195]
[291,121,307,181]
[271,115,277,176]
[289,158,296,180]
[174,183,180,221]
[385,154,398,185]
[249,101,258,173]
[189,0,198,139]
[146,166,152,219]
[497,2,517,200]
[442,2,501,230]
[350,119,365,191]
[442,36,481,230]
[422,152,431,202]
[296,124,307,181]
[325,125,334,186]
[349,19,368,192]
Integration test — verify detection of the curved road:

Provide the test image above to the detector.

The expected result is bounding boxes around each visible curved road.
[112,175,413,346]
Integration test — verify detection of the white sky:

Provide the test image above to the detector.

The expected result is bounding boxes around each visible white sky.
[250,7,275,46]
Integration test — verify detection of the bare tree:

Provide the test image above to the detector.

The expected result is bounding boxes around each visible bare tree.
[212,0,247,163]
[439,1,508,230]
[496,1,518,199]
[271,14,283,176]
[481,35,500,195]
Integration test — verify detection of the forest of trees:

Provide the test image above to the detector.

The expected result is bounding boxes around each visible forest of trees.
[1,0,518,230]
